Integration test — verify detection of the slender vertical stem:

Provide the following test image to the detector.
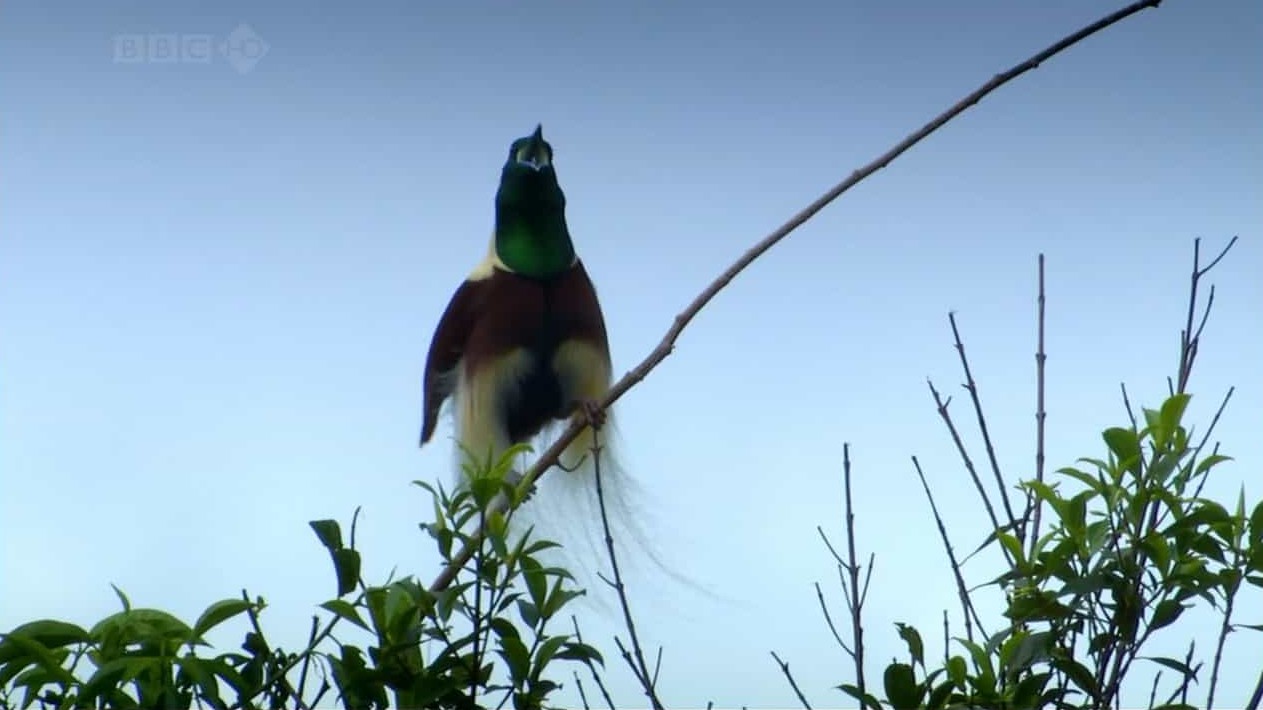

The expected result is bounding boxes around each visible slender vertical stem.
[591,429,664,710]
[841,444,867,697]
[1030,254,1047,556]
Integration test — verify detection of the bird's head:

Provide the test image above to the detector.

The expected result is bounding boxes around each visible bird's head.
[507,124,553,172]
[496,124,563,206]
[493,125,574,278]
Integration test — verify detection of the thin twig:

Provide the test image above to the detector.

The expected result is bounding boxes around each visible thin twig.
[591,429,664,710]
[425,0,1165,594]
[770,651,814,710]
[572,617,616,709]
[814,581,852,656]
[470,505,487,706]
[1176,236,1239,393]
[1246,668,1263,710]
[820,530,876,616]
[942,610,950,667]
[911,456,986,642]
[1190,389,1234,504]
[1206,545,1243,710]
[294,614,320,705]
[574,672,591,710]
[1120,383,1138,430]
[1029,253,1048,557]
[1191,387,1234,465]
[948,313,1020,543]
[239,590,307,710]
[840,444,867,695]
[928,380,1002,537]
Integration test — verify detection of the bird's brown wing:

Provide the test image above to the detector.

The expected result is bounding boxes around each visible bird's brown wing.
[420,279,480,446]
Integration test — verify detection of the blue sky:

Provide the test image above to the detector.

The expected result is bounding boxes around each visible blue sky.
[2,1,1260,707]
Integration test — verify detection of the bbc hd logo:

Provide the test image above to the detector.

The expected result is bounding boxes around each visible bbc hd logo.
[112,23,269,74]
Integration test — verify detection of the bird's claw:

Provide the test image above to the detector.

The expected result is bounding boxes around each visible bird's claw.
[576,398,606,430]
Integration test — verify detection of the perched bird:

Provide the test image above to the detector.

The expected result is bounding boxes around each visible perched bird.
[419,124,613,483]
[418,125,711,605]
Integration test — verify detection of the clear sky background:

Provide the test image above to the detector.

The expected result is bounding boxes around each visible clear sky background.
[2,1,1260,707]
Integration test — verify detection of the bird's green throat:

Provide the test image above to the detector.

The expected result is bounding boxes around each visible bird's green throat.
[492,125,577,280]
[494,210,575,279]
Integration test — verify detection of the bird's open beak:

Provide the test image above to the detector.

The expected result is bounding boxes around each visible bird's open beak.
[516,124,549,170]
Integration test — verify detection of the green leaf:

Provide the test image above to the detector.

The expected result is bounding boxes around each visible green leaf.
[333,548,361,597]
[496,631,531,686]
[174,656,227,710]
[516,600,540,630]
[960,638,995,690]
[996,532,1026,568]
[383,585,422,645]
[926,678,956,710]
[0,635,78,687]
[522,539,562,556]
[1059,467,1107,496]
[1005,630,1052,676]
[110,583,133,612]
[1144,656,1197,678]
[309,519,344,551]
[895,623,924,668]
[1157,394,1191,440]
[1012,672,1051,708]
[1139,533,1172,575]
[553,641,604,667]
[946,655,967,687]
[1149,600,1186,632]
[838,683,884,710]
[320,599,371,632]
[1249,500,1263,546]
[533,635,569,675]
[202,656,248,697]
[365,586,389,634]
[1149,451,1184,485]
[1064,491,1092,549]
[1,621,89,651]
[1053,656,1097,700]
[75,657,138,706]
[1102,427,1140,467]
[883,662,923,710]
[191,599,253,641]
[88,608,195,650]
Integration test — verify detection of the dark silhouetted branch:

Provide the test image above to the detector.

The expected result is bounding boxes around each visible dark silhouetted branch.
[912,456,986,643]
[770,651,814,710]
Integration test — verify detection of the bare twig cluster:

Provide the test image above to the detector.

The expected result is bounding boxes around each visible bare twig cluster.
[808,444,875,709]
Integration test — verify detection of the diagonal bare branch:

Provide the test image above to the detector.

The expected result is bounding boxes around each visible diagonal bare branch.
[928,379,1002,537]
[912,456,987,643]
[770,651,815,710]
[426,0,1166,596]
[948,313,1020,540]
